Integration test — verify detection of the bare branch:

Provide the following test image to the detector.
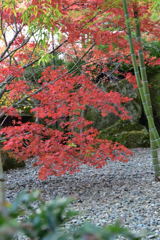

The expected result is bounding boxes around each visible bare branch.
[0,27,23,60]
[23,40,68,69]
[0,36,31,63]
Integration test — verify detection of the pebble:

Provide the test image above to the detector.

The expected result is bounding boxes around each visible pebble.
[4,148,160,239]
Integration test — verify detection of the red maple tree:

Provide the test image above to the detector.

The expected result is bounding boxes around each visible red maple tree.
[0,0,159,179]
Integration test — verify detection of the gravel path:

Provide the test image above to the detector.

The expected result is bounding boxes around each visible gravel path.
[5,148,160,239]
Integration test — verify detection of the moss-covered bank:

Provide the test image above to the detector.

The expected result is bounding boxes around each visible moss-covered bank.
[99,120,149,148]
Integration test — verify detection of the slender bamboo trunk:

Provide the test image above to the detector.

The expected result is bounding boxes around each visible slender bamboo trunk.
[133,2,160,140]
[122,0,160,180]
[0,150,5,209]
[133,3,160,180]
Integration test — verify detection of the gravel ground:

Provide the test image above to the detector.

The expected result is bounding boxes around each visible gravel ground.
[5,148,160,239]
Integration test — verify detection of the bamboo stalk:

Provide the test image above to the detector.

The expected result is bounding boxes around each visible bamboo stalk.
[122,0,160,180]
[133,2,160,179]
[0,150,5,209]
[133,3,160,143]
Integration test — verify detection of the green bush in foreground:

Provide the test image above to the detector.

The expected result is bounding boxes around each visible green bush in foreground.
[0,191,141,240]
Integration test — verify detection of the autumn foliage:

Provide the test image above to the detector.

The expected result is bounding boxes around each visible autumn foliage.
[0,68,132,179]
[0,0,159,179]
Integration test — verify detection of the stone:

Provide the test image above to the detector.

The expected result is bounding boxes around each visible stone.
[84,106,118,130]
[84,76,149,147]
[99,120,150,148]
[84,79,142,130]
[1,150,25,171]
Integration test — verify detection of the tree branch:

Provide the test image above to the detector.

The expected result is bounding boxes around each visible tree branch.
[0,36,31,63]
[23,39,68,69]
[0,28,23,60]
